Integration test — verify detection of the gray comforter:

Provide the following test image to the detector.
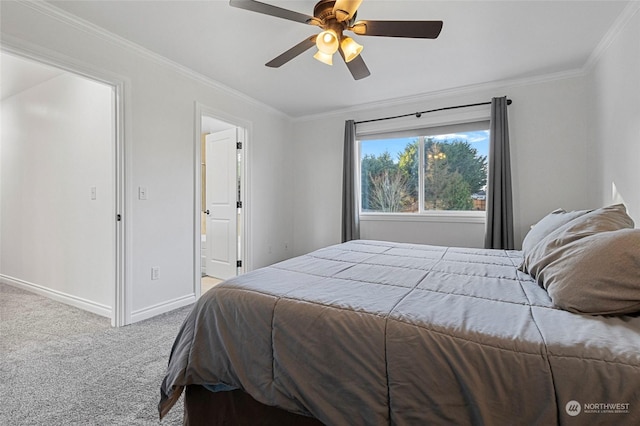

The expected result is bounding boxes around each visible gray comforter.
[159,240,640,424]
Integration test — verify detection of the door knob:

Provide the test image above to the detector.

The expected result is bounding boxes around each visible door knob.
[204,210,210,215]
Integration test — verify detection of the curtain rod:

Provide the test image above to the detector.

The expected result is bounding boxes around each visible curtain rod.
[355,99,512,125]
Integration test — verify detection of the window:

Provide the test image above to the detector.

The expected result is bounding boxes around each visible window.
[359,121,489,214]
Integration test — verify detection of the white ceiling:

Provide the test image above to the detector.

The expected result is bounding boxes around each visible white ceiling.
[3,1,634,117]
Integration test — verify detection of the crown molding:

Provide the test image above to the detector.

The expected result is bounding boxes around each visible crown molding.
[583,0,640,72]
[293,67,586,123]
[17,0,290,120]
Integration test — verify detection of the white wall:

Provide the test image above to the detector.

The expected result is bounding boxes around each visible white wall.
[1,1,294,323]
[587,7,640,225]
[1,73,114,315]
[292,74,591,254]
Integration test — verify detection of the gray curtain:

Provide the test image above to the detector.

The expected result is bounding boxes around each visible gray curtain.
[484,97,514,250]
[341,120,360,242]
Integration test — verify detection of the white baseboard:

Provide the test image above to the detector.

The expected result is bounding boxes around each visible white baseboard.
[0,274,112,318]
[130,293,195,324]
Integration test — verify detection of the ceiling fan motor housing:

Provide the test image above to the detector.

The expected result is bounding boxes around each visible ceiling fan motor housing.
[312,0,353,42]
[314,0,339,21]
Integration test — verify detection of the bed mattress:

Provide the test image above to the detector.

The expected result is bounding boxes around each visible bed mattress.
[160,240,640,424]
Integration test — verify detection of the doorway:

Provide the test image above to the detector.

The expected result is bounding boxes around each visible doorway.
[0,49,125,326]
[197,108,248,296]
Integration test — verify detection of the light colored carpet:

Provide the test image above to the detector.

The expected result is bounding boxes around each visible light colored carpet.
[0,282,189,425]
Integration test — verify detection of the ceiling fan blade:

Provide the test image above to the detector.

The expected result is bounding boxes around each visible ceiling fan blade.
[351,20,443,39]
[266,35,317,68]
[333,0,363,22]
[229,0,314,25]
[339,47,370,80]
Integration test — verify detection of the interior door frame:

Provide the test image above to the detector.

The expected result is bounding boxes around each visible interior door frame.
[194,103,251,297]
[1,40,130,327]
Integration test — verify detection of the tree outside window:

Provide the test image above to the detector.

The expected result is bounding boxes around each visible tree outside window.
[360,126,488,213]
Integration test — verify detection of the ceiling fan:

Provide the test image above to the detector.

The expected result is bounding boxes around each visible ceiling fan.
[229,0,443,80]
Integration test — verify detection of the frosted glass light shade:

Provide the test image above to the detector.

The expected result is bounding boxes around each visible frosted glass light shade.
[341,37,363,62]
[316,30,339,54]
[313,50,333,66]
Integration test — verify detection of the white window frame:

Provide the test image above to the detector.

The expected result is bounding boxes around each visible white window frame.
[356,109,490,224]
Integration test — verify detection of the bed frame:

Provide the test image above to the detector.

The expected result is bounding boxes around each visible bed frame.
[183,385,323,426]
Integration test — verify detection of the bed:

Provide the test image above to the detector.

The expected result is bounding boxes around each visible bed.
[159,204,640,425]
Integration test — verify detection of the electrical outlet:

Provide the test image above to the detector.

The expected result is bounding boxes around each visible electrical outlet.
[151,267,160,280]
[284,242,289,251]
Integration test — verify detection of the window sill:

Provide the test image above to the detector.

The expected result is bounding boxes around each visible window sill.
[359,211,486,224]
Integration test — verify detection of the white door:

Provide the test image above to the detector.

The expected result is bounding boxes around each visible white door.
[205,128,238,279]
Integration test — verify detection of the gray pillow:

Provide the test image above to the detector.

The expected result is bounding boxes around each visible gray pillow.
[542,229,640,315]
[521,208,590,254]
[520,204,634,276]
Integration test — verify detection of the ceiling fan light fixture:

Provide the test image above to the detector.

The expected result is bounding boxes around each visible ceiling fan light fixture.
[316,29,339,55]
[313,50,334,66]
[341,37,363,62]
[231,0,444,80]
